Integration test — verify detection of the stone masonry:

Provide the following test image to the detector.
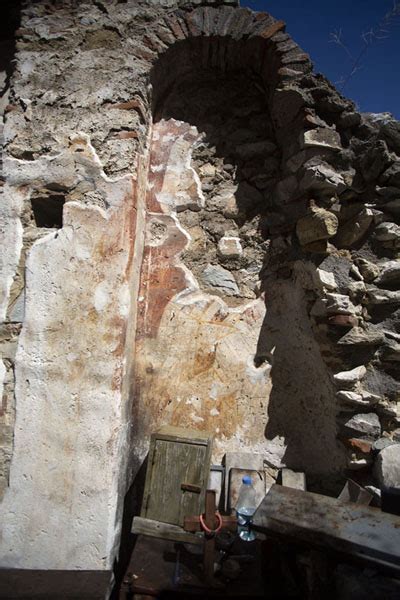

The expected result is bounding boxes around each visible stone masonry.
[0,0,399,593]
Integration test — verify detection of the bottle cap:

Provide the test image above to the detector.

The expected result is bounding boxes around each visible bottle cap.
[242,475,252,485]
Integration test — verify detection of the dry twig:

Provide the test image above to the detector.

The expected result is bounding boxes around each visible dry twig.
[330,0,400,90]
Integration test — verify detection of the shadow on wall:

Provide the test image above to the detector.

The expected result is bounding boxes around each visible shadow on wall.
[150,37,346,481]
[156,68,277,241]
[111,457,148,599]
[0,0,21,96]
[256,278,346,483]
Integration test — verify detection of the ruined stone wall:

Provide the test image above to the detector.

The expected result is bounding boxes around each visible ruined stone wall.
[0,0,399,582]
[0,0,156,574]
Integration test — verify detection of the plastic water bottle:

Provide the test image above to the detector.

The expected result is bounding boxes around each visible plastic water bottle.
[235,475,257,541]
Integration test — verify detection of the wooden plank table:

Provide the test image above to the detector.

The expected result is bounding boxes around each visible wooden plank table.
[119,535,266,599]
[252,484,400,574]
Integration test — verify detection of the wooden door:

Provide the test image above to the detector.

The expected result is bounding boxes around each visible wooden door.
[141,426,213,526]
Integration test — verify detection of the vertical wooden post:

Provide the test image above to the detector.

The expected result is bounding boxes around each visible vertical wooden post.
[203,489,217,584]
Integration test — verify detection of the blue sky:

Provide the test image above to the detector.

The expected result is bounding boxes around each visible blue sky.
[241,0,400,119]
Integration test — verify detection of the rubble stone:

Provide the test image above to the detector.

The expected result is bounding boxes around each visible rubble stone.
[337,111,361,129]
[380,342,400,362]
[341,413,381,439]
[333,365,366,389]
[366,288,400,305]
[301,127,341,151]
[345,437,373,454]
[338,327,385,346]
[336,391,364,404]
[335,209,373,248]
[379,118,400,152]
[314,268,337,290]
[355,258,380,283]
[372,437,397,453]
[347,281,366,301]
[328,314,359,327]
[273,175,298,204]
[360,390,382,404]
[347,457,372,470]
[374,444,400,489]
[380,162,400,187]
[299,161,346,195]
[217,236,243,258]
[375,260,400,288]
[349,264,363,281]
[359,140,392,182]
[202,264,240,295]
[382,198,400,216]
[374,221,400,246]
[296,207,338,245]
[325,293,359,315]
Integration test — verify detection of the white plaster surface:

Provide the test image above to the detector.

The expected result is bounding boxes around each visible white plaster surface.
[0,185,24,322]
[0,360,5,403]
[0,135,145,570]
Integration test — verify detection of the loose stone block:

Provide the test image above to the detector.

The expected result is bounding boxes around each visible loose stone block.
[345,437,373,454]
[325,293,359,315]
[217,236,243,258]
[301,127,341,151]
[374,221,400,247]
[335,209,374,248]
[372,438,397,453]
[374,444,400,489]
[355,258,380,283]
[366,288,400,305]
[314,268,337,290]
[336,391,364,405]
[341,413,381,439]
[380,342,400,362]
[338,327,385,346]
[328,314,359,327]
[375,260,400,288]
[296,206,338,245]
[201,264,240,295]
[333,365,366,389]
[300,161,346,195]
[347,281,366,300]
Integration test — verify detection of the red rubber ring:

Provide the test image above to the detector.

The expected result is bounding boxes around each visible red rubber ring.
[199,511,223,535]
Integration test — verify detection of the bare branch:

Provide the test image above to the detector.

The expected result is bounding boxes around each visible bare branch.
[331,0,400,90]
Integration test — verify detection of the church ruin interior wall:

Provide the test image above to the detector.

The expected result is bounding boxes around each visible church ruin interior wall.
[131,37,347,477]
[0,0,399,581]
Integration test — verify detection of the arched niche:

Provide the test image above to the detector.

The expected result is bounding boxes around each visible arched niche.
[129,27,346,483]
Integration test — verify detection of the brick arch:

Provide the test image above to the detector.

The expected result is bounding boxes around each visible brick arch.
[143,5,312,88]
[144,6,316,190]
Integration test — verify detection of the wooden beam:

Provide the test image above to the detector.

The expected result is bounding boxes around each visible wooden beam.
[252,485,400,573]
[132,516,202,546]
[203,490,217,585]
